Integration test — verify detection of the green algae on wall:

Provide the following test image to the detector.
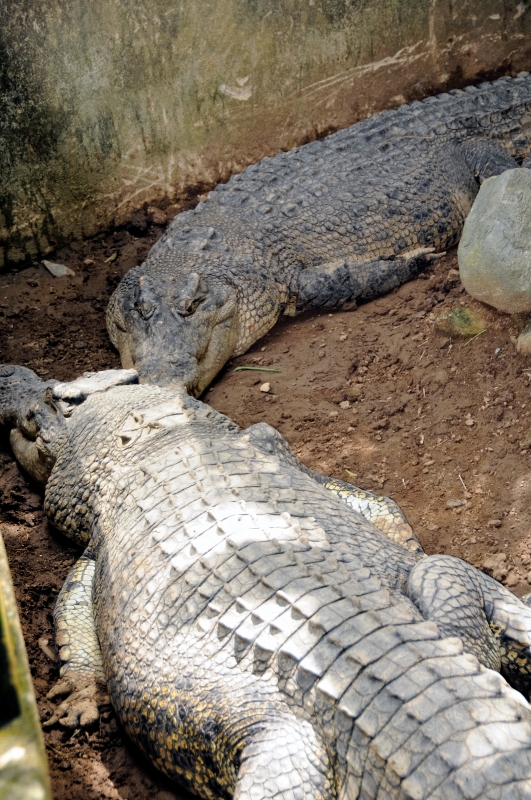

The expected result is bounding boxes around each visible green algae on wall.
[1,0,531,270]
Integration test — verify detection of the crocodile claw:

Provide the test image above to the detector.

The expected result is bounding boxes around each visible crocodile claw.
[44,675,110,729]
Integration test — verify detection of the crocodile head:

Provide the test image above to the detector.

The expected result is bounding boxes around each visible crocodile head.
[0,365,62,483]
[0,365,138,484]
[107,267,240,397]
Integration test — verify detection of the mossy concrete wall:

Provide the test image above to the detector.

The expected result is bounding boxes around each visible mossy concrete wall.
[1,0,531,270]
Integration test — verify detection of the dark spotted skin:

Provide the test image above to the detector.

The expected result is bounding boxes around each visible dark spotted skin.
[108,73,531,395]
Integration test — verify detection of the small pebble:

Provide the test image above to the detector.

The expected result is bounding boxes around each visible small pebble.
[339,401,350,410]
[259,382,270,393]
[505,571,520,588]
[329,411,339,417]
[447,499,465,509]
[148,206,167,225]
[482,552,507,582]
[487,519,502,528]
[75,341,87,349]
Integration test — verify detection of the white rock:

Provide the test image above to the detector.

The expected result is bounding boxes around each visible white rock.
[42,260,75,277]
[458,168,531,313]
[259,382,270,393]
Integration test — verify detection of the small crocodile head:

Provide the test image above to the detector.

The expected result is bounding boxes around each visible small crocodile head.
[0,365,65,483]
[0,366,139,484]
[107,267,240,397]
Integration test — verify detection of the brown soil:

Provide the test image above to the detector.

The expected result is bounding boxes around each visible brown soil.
[2,208,531,798]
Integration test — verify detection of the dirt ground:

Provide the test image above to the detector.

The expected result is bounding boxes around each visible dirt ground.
[2,206,531,798]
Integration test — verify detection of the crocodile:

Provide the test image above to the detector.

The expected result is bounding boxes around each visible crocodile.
[107,72,531,396]
[3,363,531,799]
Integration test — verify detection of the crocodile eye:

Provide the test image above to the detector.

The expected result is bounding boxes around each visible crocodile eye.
[173,272,208,317]
[175,293,206,317]
[134,300,155,320]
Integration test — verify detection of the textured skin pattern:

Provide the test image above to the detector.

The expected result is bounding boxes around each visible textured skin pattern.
[241,420,422,554]
[408,555,531,695]
[28,380,531,799]
[107,74,531,394]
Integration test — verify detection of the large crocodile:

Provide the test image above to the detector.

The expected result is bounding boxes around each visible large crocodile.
[3,363,531,799]
[107,73,531,395]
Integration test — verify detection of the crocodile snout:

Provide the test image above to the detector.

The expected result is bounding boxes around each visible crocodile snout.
[135,356,200,395]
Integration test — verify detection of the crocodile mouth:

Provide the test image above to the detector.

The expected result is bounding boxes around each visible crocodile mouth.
[135,358,199,395]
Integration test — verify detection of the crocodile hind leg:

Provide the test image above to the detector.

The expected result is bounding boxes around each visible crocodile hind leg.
[44,552,110,728]
[407,554,531,695]
[461,138,520,183]
[233,719,332,800]
[295,249,441,310]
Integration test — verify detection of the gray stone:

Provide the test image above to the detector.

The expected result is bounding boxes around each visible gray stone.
[458,168,531,313]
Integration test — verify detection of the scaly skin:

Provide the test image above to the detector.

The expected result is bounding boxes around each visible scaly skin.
[107,73,531,395]
[3,366,531,799]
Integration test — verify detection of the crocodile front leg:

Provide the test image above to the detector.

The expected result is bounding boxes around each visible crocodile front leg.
[44,552,110,728]
[313,475,422,554]
[295,249,441,311]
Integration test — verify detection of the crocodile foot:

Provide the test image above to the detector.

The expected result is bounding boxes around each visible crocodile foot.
[44,674,110,729]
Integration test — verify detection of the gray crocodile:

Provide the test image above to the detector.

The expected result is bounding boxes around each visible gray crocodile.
[107,73,531,395]
[3,363,531,799]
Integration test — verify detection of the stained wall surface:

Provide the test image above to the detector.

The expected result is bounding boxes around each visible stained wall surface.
[1,0,531,269]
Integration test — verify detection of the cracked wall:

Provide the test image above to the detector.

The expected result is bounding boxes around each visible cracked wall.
[1,0,531,269]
